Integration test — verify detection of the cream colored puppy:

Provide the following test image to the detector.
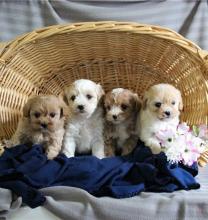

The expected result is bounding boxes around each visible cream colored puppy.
[10,95,67,159]
[104,88,141,156]
[62,79,105,158]
[137,84,183,154]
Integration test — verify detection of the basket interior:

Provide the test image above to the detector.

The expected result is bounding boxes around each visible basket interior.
[0,29,207,139]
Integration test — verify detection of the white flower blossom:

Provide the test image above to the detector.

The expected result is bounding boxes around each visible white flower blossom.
[155,123,207,166]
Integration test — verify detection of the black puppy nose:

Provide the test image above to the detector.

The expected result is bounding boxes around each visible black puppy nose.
[113,115,117,120]
[78,105,84,110]
[165,111,170,116]
[41,123,47,129]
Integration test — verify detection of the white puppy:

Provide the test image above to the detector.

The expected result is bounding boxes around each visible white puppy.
[137,84,183,154]
[62,79,105,158]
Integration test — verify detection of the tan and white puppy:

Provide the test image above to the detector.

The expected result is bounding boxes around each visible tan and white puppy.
[62,79,105,158]
[104,88,141,156]
[137,84,183,154]
[10,95,67,159]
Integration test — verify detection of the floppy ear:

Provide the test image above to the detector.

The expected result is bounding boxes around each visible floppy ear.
[141,91,149,110]
[179,94,183,111]
[142,98,148,110]
[132,93,142,111]
[96,84,105,101]
[59,97,68,118]
[62,88,69,106]
[23,97,34,117]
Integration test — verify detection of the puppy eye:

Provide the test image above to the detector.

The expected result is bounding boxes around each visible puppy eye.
[50,113,56,118]
[121,104,128,111]
[86,94,92,100]
[34,112,40,118]
[155,102,162,108]
[172,101,176,105]
[71,95,76,101]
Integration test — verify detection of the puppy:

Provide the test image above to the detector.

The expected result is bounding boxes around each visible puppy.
[62,79,105,158]
[104,88,141,156]
[10,95,67,159]
[137,84,183,154]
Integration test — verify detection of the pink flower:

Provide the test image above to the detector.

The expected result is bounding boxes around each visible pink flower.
[155,129,175,146]
[154,123,207,166]
[177,123,190,135]
[182,148,199,166]
[198,125,208,140]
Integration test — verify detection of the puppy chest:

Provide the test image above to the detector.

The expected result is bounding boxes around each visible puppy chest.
[76,125,101,152]
[112,126,129,140]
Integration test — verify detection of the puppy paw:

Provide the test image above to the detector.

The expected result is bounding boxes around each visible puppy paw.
[46,149,58,160]
[92,142,105,159]
[146,140,162,154]
[0,143,5,156]
[62,150,75,158]
[150,146,162,154]
[93,151,105,159]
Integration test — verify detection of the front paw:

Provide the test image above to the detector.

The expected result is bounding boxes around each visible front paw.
[62,149,75,158]
[46,149,58,160]
[146,140,162,154]
[0,143,5,156]
[94,151,105,159]
[150,146,162,154]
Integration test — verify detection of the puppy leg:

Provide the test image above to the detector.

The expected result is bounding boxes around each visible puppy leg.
[62,136,76,158]
[145,137,161,154]
[46,145,60,160]
[116,138,127,155]
[104,138,116,157]
[92,139,105,159]
[0,141,5,155]
[46,136,63,160]
[122,135,138,155]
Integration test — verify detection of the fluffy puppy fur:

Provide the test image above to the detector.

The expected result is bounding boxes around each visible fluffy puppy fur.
[62,79,105,158]
[104,88,141,156]
[10,95,67,159]
[137,83,183,154]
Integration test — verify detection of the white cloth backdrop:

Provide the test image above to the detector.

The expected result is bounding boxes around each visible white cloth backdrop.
[0,0,208,50]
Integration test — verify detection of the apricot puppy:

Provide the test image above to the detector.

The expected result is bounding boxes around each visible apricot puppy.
[137,84,183,154]
[11,95,67,159]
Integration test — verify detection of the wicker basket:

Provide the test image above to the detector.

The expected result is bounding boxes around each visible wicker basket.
[0,21,207,165]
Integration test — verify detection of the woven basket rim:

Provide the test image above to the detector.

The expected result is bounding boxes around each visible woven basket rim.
[0,21,208,65]
[0,21,207,166]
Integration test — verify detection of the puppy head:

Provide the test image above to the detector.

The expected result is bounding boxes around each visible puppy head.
[63,79,104,119]
[104,88,141,124]
[143,83,183,121]
[23,95,67,132]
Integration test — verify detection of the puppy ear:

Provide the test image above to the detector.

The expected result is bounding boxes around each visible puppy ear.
[23,97,34,117]
[142,98,148,110]
[141,91,149,110]
[132,93,142,111]
[59,97,68,118]
[96,84,105,100]
[179,94,183,111]
[62,88,69,106]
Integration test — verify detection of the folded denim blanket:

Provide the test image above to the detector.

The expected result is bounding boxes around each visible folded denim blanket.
[0,141,200,208]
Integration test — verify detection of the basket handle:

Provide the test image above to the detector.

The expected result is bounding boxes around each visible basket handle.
[199,50,208,167]
[0,21,206,64]
[200,50,208,75]
[198,50,208,94]
[0,42,7,63]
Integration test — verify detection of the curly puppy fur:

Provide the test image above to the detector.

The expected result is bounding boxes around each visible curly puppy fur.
[137,84,183,154]
[10,95,67,159]
[62,79,105,158]
[104,88,141,156]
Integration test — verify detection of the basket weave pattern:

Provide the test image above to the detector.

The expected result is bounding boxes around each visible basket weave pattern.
[0,22,207,164]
